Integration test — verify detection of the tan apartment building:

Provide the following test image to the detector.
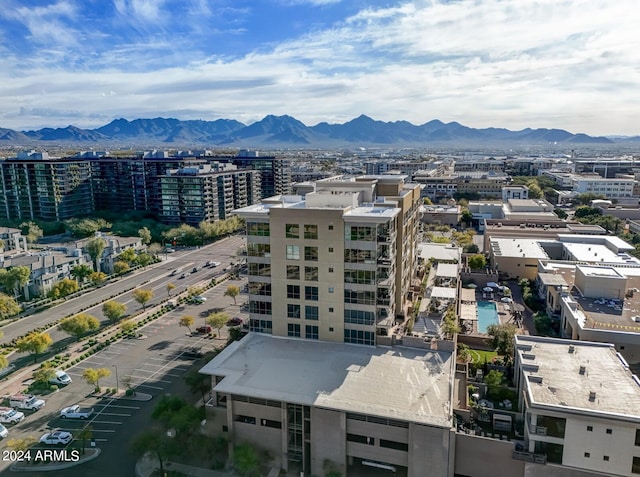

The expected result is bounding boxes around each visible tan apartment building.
[234,175,420,344]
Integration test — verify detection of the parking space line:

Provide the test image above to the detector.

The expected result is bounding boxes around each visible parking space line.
[92,420,123,425]
[99,412,132,417]
[95,404,140,410]
[136,383,163,390]
[89,429,116,433]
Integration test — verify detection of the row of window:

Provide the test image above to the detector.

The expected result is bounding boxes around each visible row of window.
[286,285,319,301]
[286,265,318,280]
[346,434,408,451]
[344,329,375,345]
[285,245,318,261]
[235,415,282,429]
[287,324,319,340]
[285,224,320,239]
[287,304,319,320]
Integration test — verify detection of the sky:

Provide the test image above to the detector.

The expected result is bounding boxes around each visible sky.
[0,0,639,136]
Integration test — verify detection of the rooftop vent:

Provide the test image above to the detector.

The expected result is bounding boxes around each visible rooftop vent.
[568,345,575,354]
[579,365,586,375]
[589,391,596,402]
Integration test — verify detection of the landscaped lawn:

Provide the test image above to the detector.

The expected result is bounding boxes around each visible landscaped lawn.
[469,349,498,365]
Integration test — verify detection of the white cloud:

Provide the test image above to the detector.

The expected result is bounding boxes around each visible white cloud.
[1,0,639,135]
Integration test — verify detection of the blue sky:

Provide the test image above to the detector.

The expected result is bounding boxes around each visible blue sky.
[0,0,639,135]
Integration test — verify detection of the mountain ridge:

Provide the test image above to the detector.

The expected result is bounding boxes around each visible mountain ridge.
[0,115,616,146]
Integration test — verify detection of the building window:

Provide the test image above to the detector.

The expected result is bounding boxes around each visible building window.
[328,225,334,230]
[344,309,375,325]
[587,426,593,432]
[344,328,375,345]
[584,452,590,458]
[287,285,300,299]
[304,224,318,239]
[329,267,334,273]
[249,301,272,315]
[635,429,640,446]
[287,265,300,280]
[236,415,256,425]
[247,222,270,236]
[288,304,301,319]
[329,307,334,313]
[286,245,300,260]
[305,286,319,301]
[248,282,272,296]
[304,266,318,281]
[346,433,374,445]
[249,318,272,333]
[305,306,319,321]
[603,456,609,461]
[247,243,271,257]
[261,419,282,429]
[632,456,640,474]
[305,325,319,340]
[248,263,271,277]
[606,429,612,434]
[344,289,376,305]
[328,287,334,293]
[329,327,334,331]
[304,246,318,261]
[286,224,299,238]
[345,225,375,241]
[380,439,409,452]
[328,247,334,253]
[288,323,301,337]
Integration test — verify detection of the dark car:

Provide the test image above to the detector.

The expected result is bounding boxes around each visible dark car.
[195,325,212,334]
[226,317,243,327]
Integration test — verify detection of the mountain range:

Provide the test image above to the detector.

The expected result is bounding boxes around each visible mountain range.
[0,114,633,147]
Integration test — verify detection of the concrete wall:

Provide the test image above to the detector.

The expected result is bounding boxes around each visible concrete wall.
[454,433,524,477]
[310,408,346,477]
[407,424,453,477]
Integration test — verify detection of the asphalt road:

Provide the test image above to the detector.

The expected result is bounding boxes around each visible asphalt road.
[1,235,246,369]
[0,266,249,476]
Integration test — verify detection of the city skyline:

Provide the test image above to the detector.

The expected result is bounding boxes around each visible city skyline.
[1,0,639,136]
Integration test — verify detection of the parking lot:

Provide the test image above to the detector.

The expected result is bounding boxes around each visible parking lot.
[0,262,248,475]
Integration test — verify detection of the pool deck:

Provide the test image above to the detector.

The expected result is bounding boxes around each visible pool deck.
[461,290,518,336]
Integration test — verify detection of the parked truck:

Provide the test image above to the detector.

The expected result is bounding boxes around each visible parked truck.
[9,394,45,411]
[59,404,94,419]
[0,407,25,424]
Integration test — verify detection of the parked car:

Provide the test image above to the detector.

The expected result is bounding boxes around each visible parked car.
[0,424,8,439]
[182,347,203,359]
[39,430,73,445]
[9,394,45,411]
[60,404,94,419]
[165,248,176,253]
[210,261,221,267]
[192,266,200,273]
[0,407,25,424]
[49,370,72,386]
[227,317,243,327]
[179,272,189,279]
[195,325,212,334]
[191,295,207,304]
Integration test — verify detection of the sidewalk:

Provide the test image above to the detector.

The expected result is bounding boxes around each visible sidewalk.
[136,454,235,477]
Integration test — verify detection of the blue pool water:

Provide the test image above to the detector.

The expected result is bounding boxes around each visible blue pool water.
[477,301,499,333]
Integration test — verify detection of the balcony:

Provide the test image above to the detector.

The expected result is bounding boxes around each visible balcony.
[529,425,547,436]
[512,451,547,464]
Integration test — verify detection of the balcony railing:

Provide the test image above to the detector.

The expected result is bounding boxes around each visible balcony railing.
[529,425,547,436]
[512,451,547,464]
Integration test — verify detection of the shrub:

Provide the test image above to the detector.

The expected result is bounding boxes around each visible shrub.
[125,388,134,396]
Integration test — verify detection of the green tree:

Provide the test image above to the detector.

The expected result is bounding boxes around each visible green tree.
[207,311,229,336]
[65,218,111,237]
[138,227,152,245]
[233,443,260,477]
[82,367,111,392]
[486,323,518,361]
[58,313,100,341]
[32,366,56,385]
[463,243,479,254]
[460,209,473,227]
[48,278,79,299]
[70,264,93,283]
[534,312,553,335]
[133,288,154,310]
[184,368,210,404]
[15,332,52,362]
[554,208,568,219]
[118,248,137,264]
[166,283,176,297]
[113,261,130,275]
[86,237,106,271]
[457,343,471,363]
[484,370,504,399]
[147,243,163,256]
[0,293,21,319]
[179,315,195,334]
[77,425,93,455]
[526,181,543,199]
[135,253,153,268]
[19,221,43,243]
[468,254,486,270]
[89,271,107,286]
[574,206,601,218]
[131,430,177,475]
[102,301,127,323]
[120,319,137,334]
[0,266,31,297]
[224,284,240,304]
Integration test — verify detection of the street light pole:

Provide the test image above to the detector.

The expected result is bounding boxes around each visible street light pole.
[113,364,119,394]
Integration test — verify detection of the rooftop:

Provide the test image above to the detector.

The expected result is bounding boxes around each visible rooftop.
[436,263,458,278]
[516,336,640,421]
[490,238,550,259]
[563,242,640,265]
[200,333,454,427]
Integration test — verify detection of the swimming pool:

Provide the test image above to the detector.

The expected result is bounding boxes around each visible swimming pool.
[477,301,499,333]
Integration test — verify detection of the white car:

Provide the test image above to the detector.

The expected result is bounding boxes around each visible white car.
[0,407,25,424]
[0,424,8,439]
[192,295,207,304]
[60,404,94,419]
[40,430,73,445]
[49,370,72,386]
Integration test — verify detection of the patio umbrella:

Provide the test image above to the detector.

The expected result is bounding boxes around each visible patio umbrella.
[501,297,513,303]
[483,287,493,292]
[487,281,499,288]
[466,283,478,288]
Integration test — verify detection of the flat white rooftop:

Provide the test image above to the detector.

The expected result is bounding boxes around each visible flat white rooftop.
[490,238,549,259]
[564,242,640,265]
[200,333,453,427]
[516,336,640,420]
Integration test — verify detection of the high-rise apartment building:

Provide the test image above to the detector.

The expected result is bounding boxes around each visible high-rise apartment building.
[157,165,260,226]
[234,175,420,345]
[0,152,93,221]
[222,149,291,198]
